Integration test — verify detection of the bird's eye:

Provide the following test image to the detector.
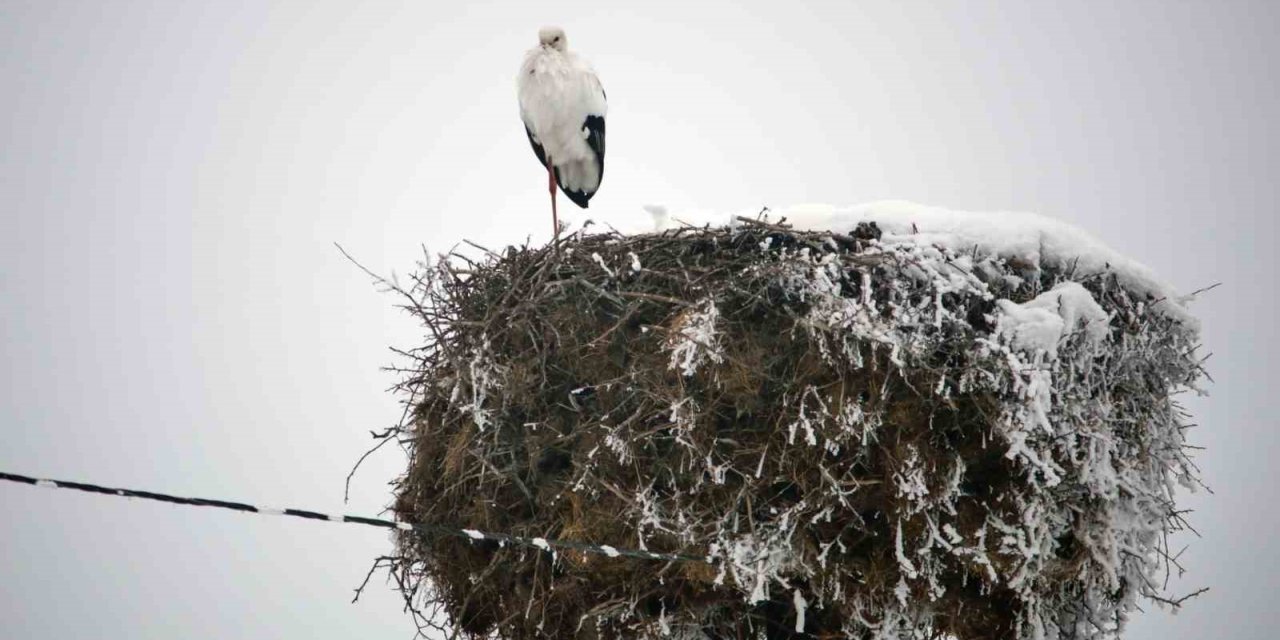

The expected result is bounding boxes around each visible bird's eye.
[553,36,560,42]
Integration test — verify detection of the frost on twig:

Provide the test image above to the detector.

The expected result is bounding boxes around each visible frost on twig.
[665,298,724,377]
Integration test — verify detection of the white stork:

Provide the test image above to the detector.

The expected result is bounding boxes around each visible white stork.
[517,26,607,237]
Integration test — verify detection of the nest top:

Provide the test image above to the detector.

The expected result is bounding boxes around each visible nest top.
[597,200,1196,329]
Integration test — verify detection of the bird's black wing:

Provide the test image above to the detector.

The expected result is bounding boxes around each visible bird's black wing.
[584,114,605,182]
[525,125,548,168]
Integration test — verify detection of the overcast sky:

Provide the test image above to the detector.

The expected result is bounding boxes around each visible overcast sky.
[2,1,1277,638]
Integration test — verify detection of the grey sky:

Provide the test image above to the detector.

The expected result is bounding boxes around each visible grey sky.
[1,1,1276,638]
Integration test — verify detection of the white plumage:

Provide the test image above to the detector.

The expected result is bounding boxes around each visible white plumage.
[517,26,607,234]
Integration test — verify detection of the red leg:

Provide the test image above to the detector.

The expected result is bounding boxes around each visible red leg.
[546,158,559,239]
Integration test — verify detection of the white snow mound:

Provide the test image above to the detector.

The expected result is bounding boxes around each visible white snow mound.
[993,282,1111,360]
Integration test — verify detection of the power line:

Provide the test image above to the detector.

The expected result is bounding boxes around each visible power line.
[0,471,707,564]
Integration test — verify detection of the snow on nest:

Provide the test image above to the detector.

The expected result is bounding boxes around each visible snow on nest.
[594,200,1196,329]
[993,282,1111,361]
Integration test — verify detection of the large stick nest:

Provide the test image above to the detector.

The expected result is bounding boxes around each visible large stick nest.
[385,218,1204,640]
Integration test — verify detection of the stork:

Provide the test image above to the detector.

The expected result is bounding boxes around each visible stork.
[517,26,607,238]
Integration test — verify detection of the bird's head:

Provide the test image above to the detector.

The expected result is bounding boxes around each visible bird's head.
[538,26,567,52]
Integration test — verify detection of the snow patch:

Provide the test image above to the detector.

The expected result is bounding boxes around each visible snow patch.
[993,282,1110,360]
[793,589,808,633]
[643,204,671,231]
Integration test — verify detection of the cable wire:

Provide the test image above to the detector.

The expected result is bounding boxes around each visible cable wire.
[0,470,708,564]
